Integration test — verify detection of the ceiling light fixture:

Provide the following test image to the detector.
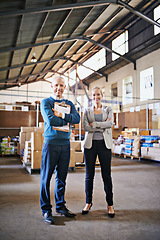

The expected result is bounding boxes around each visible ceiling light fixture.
[31,53,37,62]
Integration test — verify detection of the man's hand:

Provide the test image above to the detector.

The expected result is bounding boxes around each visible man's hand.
[52,108,62,118]
[89,122,93,126]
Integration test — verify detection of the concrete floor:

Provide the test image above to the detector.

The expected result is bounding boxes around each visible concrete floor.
[0,156,160,240]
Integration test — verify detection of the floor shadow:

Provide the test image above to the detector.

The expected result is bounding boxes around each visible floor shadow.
[46,208,160,226]
[75,209,160,223]
[52,215,77,226]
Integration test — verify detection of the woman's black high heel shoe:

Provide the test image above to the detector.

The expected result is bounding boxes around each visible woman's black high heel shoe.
[108,206,115,218]
[82,203,93,215]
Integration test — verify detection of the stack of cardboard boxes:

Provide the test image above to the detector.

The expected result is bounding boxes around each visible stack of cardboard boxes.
[18,125,44,170]
[70,140,84,168]
[0,137,18,155]
[31,131,43,169]
[19,122,84,171]
[124,138,134,156]
[141,130,160,161]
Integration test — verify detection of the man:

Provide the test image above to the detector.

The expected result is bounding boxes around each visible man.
[40,76,80,224]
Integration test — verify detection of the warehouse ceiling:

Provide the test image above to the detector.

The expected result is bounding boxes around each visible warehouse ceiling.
[0,0,159,90]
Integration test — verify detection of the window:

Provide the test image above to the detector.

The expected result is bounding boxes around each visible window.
[68,48,106,86]
[123,76,133,105]
[154,5,160,35]
[140,67,154,101]
[112,31,128,61]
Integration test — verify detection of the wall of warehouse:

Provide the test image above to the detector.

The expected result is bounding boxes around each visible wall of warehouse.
[89,48,160,112]
[0,48,160,113]
[0,79,76,106]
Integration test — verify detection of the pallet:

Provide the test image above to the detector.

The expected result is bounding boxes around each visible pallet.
[0,154,18,157]
[123,154,141,161]
[22,161,40,174]
[123,154,131,158]
[131,155,141,161]
[112,152,123,158]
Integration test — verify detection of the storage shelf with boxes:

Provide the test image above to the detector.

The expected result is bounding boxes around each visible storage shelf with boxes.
[70,140,84,170]
[0,136,18,156]
[19,122,84,174]
[112,128,160,162]
[140,129,160,162]
[18,125,44,174]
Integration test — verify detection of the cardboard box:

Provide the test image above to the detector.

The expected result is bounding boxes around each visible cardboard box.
[33,127,44,133]
[26,131,32,141]
[151,129,160,137]
[21,127,34,132]
[19,132,26,144]
[31,132,42,151]
[70,141,81,151]
[148,147,160,153]
[147,151,160,161]
[20,143,25,156]
[153,143,160,148]
[141,147,160,161]
[141,147,148,154]
[31,150,42,169]
[39,122,44,128]
[25,140,31,149]
[74,151,83,163]
[17,143,20,155]
[41,135,44,149]
[69,149,75,168]
[141,147,149,158]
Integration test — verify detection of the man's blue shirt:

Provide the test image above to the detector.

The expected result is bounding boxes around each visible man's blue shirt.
[41,96,80,145]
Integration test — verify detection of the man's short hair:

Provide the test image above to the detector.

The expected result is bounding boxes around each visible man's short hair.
[51,75,66,85]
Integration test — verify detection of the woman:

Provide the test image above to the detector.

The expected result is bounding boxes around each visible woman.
[82,86,115,218]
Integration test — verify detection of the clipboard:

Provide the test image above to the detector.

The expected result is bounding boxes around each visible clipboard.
[52,101,71,132]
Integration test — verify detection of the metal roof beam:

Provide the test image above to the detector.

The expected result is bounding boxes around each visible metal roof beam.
[0,37,80,53]
[31,10,73,83]
[83,36,136,69]
[0,57,64,72]
[0,34,137,72]
[0,1,117,17]
[39,6,96,79]
[16,12,50,83]
[6,15,24,80]
[118,0,160,28]
[62,56,106,77]
[0,28,123,54]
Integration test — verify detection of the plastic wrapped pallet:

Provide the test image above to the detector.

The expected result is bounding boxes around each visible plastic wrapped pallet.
[141,147,149,158]
[147,147,160,161]
[132,136,141,157]
[124,138,134,156]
